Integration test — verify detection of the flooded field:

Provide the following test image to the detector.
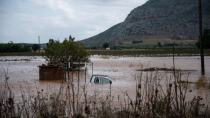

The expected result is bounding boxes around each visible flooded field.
[0,56,210,106]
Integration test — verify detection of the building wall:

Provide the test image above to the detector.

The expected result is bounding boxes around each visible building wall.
[39,66,64,80]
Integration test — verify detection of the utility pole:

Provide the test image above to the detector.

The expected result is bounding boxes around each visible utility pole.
[38,35,40,53]
[198,0,205,75]
[172,41,175,76]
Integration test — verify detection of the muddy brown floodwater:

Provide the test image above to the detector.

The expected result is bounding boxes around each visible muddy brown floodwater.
[0,55,210,106]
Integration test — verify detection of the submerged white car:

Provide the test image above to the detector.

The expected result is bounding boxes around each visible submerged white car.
[90,75,112,84]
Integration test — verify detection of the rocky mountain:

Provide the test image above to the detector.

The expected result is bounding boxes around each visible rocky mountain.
[82,0,210,48]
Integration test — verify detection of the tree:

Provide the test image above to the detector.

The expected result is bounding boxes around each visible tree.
[196,29,210,49]
[45,38,89,66]
[0,43,31,53]
[32,44,40,52]
[8,41,14,44]
[103,42,109,49]
[157,42,162,47]
[69,35,75,42]
[48,39,55,45]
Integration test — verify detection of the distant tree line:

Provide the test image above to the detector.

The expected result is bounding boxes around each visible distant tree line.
[0,42,31,53]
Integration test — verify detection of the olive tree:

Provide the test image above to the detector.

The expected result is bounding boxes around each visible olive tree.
[45,38,89,66]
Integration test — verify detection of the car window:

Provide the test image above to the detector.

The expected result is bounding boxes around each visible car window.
[94,77,99,84]
[100,77,110,84]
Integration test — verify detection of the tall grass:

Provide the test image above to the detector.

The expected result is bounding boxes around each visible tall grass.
[0,70,209,118]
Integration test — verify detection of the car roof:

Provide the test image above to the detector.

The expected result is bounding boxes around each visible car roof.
[90,75,112,83]
[92,74,109,77]
[91,75,112,80]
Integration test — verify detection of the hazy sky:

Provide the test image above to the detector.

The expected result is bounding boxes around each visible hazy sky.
[0,0,148,43]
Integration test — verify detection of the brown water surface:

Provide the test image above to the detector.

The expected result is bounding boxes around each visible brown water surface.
[0,56,210,105]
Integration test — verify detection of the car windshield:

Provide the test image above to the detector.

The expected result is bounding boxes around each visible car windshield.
[94,77,99,84]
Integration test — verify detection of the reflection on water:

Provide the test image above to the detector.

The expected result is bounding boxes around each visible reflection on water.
[196,76,209,89]
[0,56,210,105]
